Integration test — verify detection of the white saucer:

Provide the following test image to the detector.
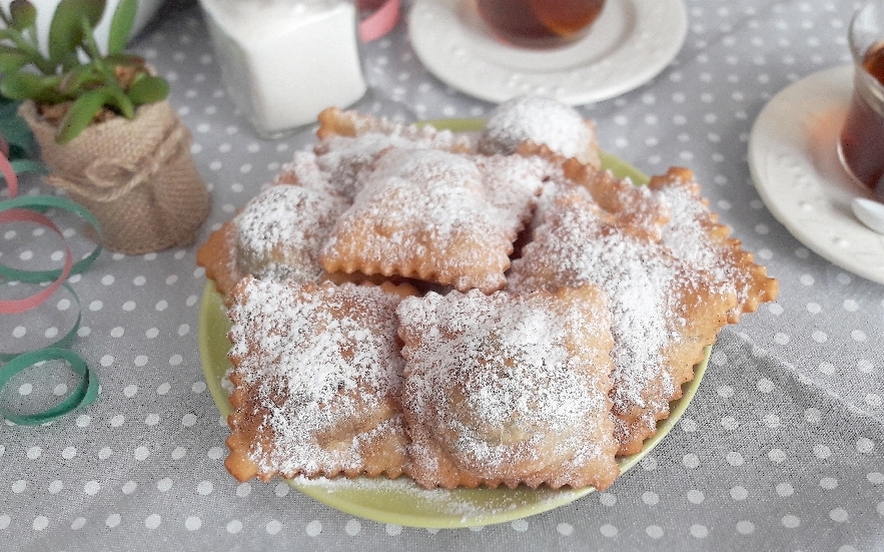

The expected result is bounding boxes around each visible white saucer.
[407,0,687,105]
[748,65,884,285]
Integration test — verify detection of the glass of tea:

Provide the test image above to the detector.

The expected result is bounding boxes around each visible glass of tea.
[838,0,884,197]
[474,0,606,49]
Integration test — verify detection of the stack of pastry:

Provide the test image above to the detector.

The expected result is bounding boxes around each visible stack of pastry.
[198,96,778,492]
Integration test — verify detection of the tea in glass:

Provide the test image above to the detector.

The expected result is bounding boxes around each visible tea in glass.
[475,0,605,49]
[838,0,884,195]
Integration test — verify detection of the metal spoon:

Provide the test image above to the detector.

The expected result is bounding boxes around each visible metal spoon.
[852,197,884,235]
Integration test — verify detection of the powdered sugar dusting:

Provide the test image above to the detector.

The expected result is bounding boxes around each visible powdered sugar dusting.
[234,183,348,282]
[209,107,772,502]
[275,151,345,196]
[227,279,405,476]
[398,288,614,481]
[653,183,742,301]
[479,96,593,161]
[508,192,685,412]
[315,121,472,199]
[321,149,544,291]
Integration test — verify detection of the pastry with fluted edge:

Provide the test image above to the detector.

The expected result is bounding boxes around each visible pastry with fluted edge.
[397,286,620,491]
[224,278,416,482]
[320,147,548,293]
[506,186,738,455]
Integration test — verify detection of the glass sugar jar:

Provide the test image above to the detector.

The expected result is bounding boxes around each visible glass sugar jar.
[200,0,368,138]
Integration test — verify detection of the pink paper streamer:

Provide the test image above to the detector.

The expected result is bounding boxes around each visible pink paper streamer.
[359,0,401,42]
[0,150,74,315]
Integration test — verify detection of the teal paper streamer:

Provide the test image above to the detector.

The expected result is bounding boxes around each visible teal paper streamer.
[0,348,99,425]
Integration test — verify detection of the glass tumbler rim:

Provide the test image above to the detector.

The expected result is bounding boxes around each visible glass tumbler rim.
[849,0,884,63]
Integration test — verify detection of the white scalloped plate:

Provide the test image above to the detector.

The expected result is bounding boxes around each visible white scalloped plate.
[408,0,687,105]
[748,65,884,285]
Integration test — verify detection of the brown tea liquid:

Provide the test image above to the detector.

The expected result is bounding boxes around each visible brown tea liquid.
[476,0,605,49]
[839,41,884,194]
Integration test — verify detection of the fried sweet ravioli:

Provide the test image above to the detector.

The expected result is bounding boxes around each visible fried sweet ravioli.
[199,101,778,490]
[225,278,415,482]
[397,286,619,491]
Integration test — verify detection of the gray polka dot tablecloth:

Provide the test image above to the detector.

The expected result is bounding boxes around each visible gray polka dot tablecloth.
[2,0,883,550]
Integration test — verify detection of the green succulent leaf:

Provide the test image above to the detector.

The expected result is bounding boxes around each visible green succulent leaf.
[58,64,104,94]
[79,16,103,60]
[103,52,144,68]
[104,85,134,118]
[0,45,30,72]
[0,28,57,75]
[107,0,137,54]
[47,0,106,65]
[127,75,169,106]
[0,72,65,102]
[9,0,37,32]
[56,87,108,143]
[0,28,29,51]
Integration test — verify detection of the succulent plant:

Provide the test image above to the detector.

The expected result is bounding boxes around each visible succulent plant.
[0,0,169,144]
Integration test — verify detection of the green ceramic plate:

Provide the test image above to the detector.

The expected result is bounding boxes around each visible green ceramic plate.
[198,119,710,528]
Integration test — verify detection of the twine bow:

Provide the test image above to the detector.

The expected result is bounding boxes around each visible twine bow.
[44,124,189,203]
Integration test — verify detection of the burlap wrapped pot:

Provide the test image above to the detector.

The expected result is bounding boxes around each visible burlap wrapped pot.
[19,100,210,255]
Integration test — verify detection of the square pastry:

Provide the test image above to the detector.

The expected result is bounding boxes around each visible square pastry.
[508,188,736,456]
[224,278,414,482]
[197,151,349,302]
[397,286,620,491]
[647,167,779,323]
[320,148,548,293]
[313,107,474,200]
[234,183,349,284]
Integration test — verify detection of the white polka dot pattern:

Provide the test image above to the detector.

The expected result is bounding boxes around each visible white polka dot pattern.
[0,0,882,550]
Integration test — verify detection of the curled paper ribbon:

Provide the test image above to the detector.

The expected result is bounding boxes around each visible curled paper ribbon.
[0,193,102,313]
[0,283,83,362]
[0,148,102,425]
[0,348,99,426]
[0,144,18,197]
[359,0,401,42]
